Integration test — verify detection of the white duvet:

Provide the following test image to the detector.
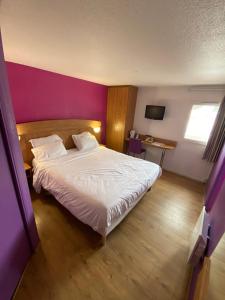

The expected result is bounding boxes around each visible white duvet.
[33,146,161,236]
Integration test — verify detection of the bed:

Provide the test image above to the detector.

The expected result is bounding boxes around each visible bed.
[17,119,161,244]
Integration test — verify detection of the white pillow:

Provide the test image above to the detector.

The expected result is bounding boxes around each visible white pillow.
[29,134,62,148]
[31,140,67,161]
[72,131,99,151]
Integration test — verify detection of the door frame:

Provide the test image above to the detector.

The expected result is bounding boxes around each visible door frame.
[0,30,39,250]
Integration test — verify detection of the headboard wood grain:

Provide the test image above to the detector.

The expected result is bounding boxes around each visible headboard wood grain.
[16,119,101,165]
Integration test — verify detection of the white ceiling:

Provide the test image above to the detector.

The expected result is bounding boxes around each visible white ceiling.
[1,0,225,86]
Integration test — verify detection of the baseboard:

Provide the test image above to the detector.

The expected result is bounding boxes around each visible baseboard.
[162,168,207,184]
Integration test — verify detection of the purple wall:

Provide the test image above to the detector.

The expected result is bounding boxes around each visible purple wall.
[6,62,108,142]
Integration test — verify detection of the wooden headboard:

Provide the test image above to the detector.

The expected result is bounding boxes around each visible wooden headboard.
[16,119,101,165]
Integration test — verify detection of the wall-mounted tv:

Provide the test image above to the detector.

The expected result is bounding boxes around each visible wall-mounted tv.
[145,105,165,120]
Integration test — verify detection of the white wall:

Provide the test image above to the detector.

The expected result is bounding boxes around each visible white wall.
[133,86,225,182]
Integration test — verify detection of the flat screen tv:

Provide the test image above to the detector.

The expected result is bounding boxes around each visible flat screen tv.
[145,105,165,120]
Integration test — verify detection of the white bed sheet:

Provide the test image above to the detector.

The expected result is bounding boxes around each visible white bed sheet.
[33,146,161,236]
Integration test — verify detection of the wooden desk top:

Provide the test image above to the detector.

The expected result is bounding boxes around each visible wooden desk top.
[126,135,177,150]
[142,140,176,150]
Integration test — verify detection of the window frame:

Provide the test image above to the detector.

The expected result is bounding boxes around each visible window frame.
[183,102,220,145]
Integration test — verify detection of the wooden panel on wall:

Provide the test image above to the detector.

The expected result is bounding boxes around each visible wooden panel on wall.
[124,86,138,139]
[106,86,137,152]
[106,87,128,152]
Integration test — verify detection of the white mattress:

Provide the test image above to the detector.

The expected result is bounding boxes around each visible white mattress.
[33,146,161,236]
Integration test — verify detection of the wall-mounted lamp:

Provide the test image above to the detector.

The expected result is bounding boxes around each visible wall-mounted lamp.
[93,127,101,134]
[18,135,21,141]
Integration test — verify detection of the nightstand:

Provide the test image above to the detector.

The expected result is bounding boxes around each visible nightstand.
[24,162,32,182]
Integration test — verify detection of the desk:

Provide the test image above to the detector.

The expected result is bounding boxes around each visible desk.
[126,136,177,167]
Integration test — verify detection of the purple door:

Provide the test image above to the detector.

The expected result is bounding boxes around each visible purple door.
[0,128,31,300]
[0,31,38,300]
[204,143,225,212]
[188,143,225,299]
[206,143,225,255]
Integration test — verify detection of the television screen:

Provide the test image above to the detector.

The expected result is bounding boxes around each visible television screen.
[145,105,165,120]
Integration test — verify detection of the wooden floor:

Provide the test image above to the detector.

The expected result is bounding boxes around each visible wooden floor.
[14,171,204,300]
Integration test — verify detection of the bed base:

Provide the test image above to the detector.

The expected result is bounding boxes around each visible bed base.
[100,235,107,246]
[40,180,155,248]
[99,186,153,246]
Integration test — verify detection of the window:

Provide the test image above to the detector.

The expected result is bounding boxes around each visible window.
[184,103,220,143]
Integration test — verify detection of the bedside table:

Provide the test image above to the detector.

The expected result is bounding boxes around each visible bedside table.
[24,162,32,182]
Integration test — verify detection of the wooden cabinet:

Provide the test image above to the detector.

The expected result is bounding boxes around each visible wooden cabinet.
[106,86,138,152]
